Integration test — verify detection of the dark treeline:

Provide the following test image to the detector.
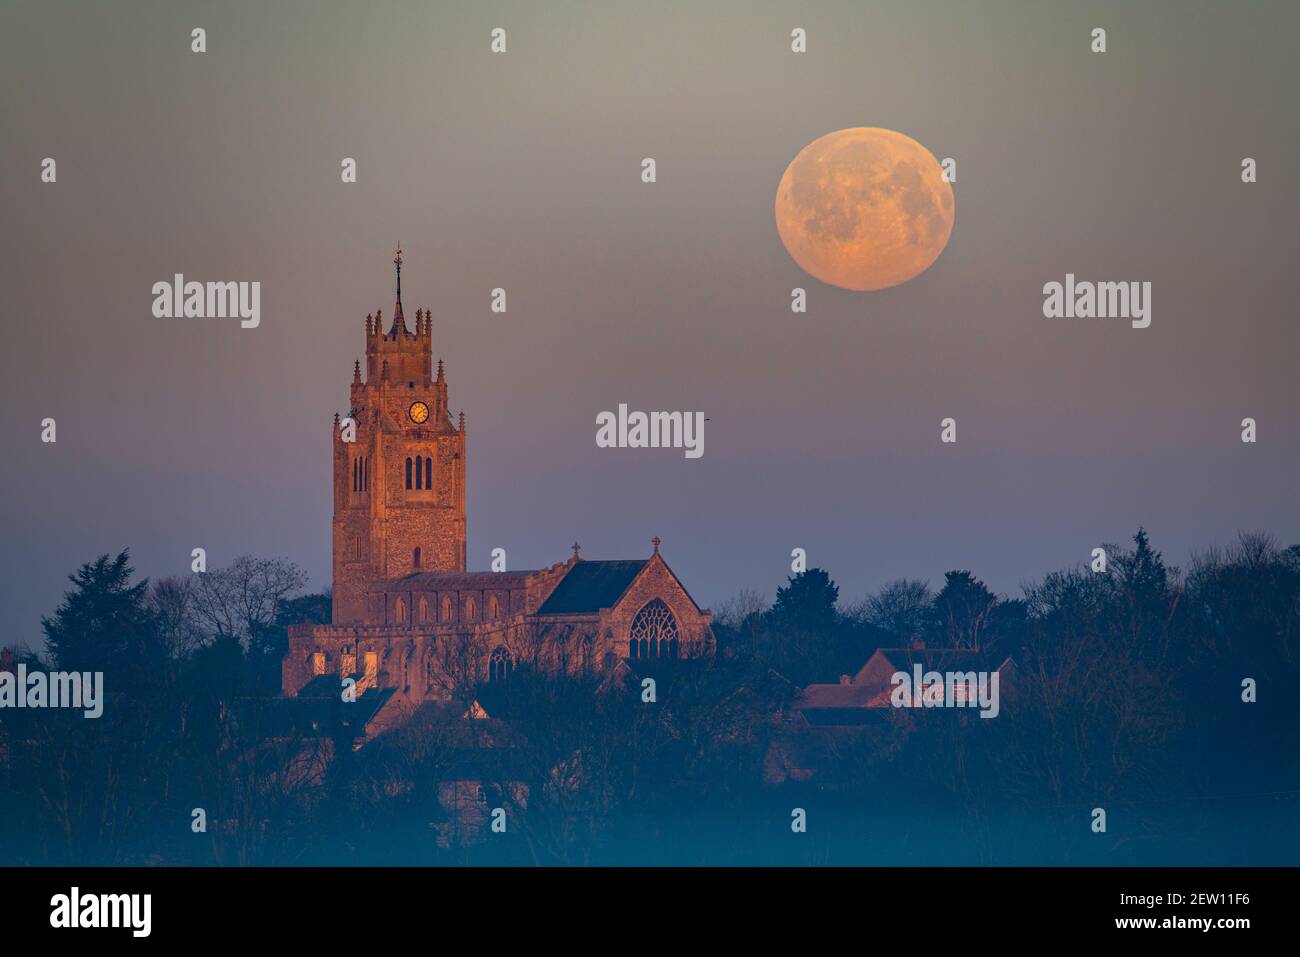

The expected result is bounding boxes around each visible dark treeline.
[1,530,1297,865]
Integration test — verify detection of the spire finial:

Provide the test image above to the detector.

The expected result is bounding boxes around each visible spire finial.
[387,245,408,336]
[572,542,581,560]
[652,536,661,556]
[394,242,403,303]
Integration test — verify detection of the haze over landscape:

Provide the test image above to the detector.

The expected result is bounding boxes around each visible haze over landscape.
[2,0,1297,648]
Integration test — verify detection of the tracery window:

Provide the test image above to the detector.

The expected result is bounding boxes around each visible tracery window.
[489,646,513,683]
[628,599,679,659]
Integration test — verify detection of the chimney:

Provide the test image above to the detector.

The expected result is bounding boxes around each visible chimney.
[838,674,851,686]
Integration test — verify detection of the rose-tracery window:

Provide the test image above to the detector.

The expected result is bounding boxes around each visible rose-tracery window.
[628,599,679,659]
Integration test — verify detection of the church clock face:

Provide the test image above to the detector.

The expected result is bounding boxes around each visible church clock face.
[408,401,430,424]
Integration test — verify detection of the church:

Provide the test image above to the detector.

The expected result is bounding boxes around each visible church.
[282,248,715,720]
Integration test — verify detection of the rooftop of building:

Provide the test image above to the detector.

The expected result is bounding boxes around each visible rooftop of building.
[535,559,648,615]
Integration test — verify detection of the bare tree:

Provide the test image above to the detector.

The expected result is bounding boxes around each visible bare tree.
[189,555,308,648]
[150,576,205,659]
[714,588,767,632]
[861,578,932,645]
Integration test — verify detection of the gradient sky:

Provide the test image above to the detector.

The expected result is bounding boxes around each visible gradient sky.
[2,0,1297,647]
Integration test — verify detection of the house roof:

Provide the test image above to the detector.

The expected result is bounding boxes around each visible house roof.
[868,647,1013,677]
[234,687,394,738]
[796,681,876,709]
[536,560,647,615]
[296,674,358,697]
[795,647,1015,714]
[797,707,890,727]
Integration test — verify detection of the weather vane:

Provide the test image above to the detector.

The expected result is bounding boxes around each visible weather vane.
[394,242,403,301]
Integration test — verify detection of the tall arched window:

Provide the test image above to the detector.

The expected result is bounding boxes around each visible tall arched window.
[352,458,358,492]
[419,596,428,622]
[413,546,421,570]
[415,455,423,489]
[363,456,368,491]
[396,597,408,624]
[424,456,432,490]
[465,596,477,621]
[629,599,679,660]
[487,594,500,620]
[489,646,513,683]
[441,595,453,622]
[405,457,413,489]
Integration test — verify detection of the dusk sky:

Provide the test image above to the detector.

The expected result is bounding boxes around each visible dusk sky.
[2,0,1297,647]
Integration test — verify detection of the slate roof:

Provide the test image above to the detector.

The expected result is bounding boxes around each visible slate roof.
[536,560,647,616]
[232,686,394,739]
[370,570,535,592]
[296,674,357,697]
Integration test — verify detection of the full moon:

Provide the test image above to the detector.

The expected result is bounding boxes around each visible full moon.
[775,127,954,292]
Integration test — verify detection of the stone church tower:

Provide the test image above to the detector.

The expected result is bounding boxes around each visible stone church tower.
[286,246,714,737]
[331,246,467,624]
